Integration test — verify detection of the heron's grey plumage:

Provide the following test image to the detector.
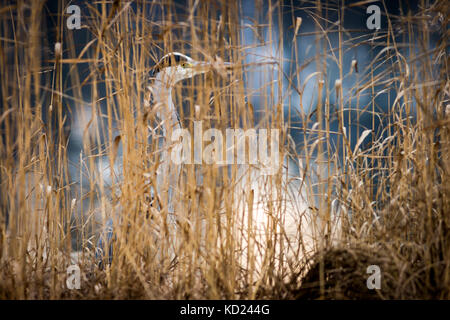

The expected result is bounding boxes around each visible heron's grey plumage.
[96,52,327,275]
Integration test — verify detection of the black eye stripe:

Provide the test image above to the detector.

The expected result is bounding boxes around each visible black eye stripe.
[152,54,189,76]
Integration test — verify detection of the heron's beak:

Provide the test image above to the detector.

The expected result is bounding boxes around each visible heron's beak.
[192,61,212,75]
[223,62,234,70]
[192,60,234,78]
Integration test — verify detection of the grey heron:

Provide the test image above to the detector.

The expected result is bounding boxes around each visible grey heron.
[95,52,324,275]
[95,52,228,266]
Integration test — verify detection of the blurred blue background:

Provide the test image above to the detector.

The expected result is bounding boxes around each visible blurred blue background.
[40,0,440,249]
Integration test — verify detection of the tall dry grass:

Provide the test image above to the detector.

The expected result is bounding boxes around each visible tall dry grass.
[0,0,448,299]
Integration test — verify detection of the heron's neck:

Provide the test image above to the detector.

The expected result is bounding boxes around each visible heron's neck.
[150,77,182,215]
[151,79,182,133]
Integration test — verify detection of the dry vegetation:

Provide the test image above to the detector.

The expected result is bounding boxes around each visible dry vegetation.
[0,0,448,299]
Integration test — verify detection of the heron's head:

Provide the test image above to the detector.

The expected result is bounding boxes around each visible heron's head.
[151,52,231,86]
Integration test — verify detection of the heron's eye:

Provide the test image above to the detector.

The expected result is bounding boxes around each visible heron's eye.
[181,62,191,68]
